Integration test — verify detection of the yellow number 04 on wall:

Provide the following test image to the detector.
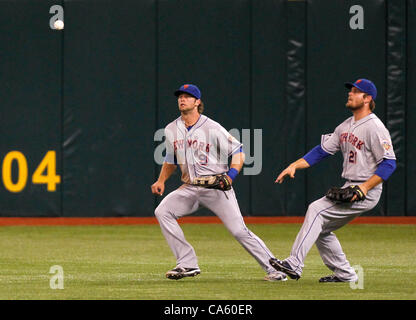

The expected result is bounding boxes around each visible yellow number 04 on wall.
[2,151,61,192]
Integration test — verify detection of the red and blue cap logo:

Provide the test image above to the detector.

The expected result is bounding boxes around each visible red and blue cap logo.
[174,84,201,99]
[345,79,377,100]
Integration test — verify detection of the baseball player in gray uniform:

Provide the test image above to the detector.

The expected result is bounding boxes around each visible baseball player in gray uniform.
[270,79,397,282]
[151,84,287,281]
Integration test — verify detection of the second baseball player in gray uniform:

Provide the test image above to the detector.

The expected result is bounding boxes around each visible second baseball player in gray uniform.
[151,84,287,281]
[270,79,397,282]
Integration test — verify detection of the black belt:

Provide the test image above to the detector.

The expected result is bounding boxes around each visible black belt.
[347,180,365,183]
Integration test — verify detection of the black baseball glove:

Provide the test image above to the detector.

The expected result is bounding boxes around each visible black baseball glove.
[193,174,232,191]
[325,185,366,203]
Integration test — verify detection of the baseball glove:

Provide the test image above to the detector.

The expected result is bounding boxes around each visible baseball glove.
[193,174,232,191]
[325,185,366,203]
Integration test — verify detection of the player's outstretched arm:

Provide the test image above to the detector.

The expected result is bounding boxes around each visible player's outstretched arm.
[151,162,177,196]
[275,158,310,184]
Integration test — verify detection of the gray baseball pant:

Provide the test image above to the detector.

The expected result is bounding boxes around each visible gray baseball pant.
[155,184,277,274]
[284,182,382,281]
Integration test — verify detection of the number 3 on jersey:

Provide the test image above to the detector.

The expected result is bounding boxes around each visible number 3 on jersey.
[348,150,357,164]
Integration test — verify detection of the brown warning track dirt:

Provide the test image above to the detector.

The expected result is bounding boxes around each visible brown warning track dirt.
[0,216,415,226]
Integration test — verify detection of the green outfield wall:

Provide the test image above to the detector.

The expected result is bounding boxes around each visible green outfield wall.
[0,0,413,217]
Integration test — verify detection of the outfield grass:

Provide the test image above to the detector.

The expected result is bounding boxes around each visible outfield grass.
[0,223,415,300]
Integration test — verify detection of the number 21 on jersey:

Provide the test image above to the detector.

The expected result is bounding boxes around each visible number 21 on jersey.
[349,150,357,164]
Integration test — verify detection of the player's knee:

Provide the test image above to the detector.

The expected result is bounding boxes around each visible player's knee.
[154,205,167,219]
[306,200,321,215]
[303,201,323,222]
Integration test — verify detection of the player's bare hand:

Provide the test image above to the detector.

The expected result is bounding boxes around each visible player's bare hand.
[275,165,296,184]
[151,181,165,196]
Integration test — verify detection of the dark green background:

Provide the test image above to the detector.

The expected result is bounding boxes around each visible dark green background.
[0,0,413,217]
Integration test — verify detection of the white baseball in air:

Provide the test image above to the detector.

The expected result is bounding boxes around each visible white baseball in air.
[54,20,64,30]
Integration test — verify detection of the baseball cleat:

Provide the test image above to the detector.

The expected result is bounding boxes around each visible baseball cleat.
[264,271,288,282]
[269,258,301,280]
[319,275,350,283]
[165,267,201,280]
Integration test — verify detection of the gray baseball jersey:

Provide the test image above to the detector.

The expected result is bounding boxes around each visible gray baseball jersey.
[156,114,283,276]
[164,114,242,184]
[284,112,396,281]
[321,113,396,181]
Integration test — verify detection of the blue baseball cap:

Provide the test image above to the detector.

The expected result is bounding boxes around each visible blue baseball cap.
[174,84,201,99]
[345,79,377,100]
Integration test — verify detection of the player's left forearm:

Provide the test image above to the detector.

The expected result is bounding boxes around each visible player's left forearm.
[360,175,383,194]
[230,152,245,172]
